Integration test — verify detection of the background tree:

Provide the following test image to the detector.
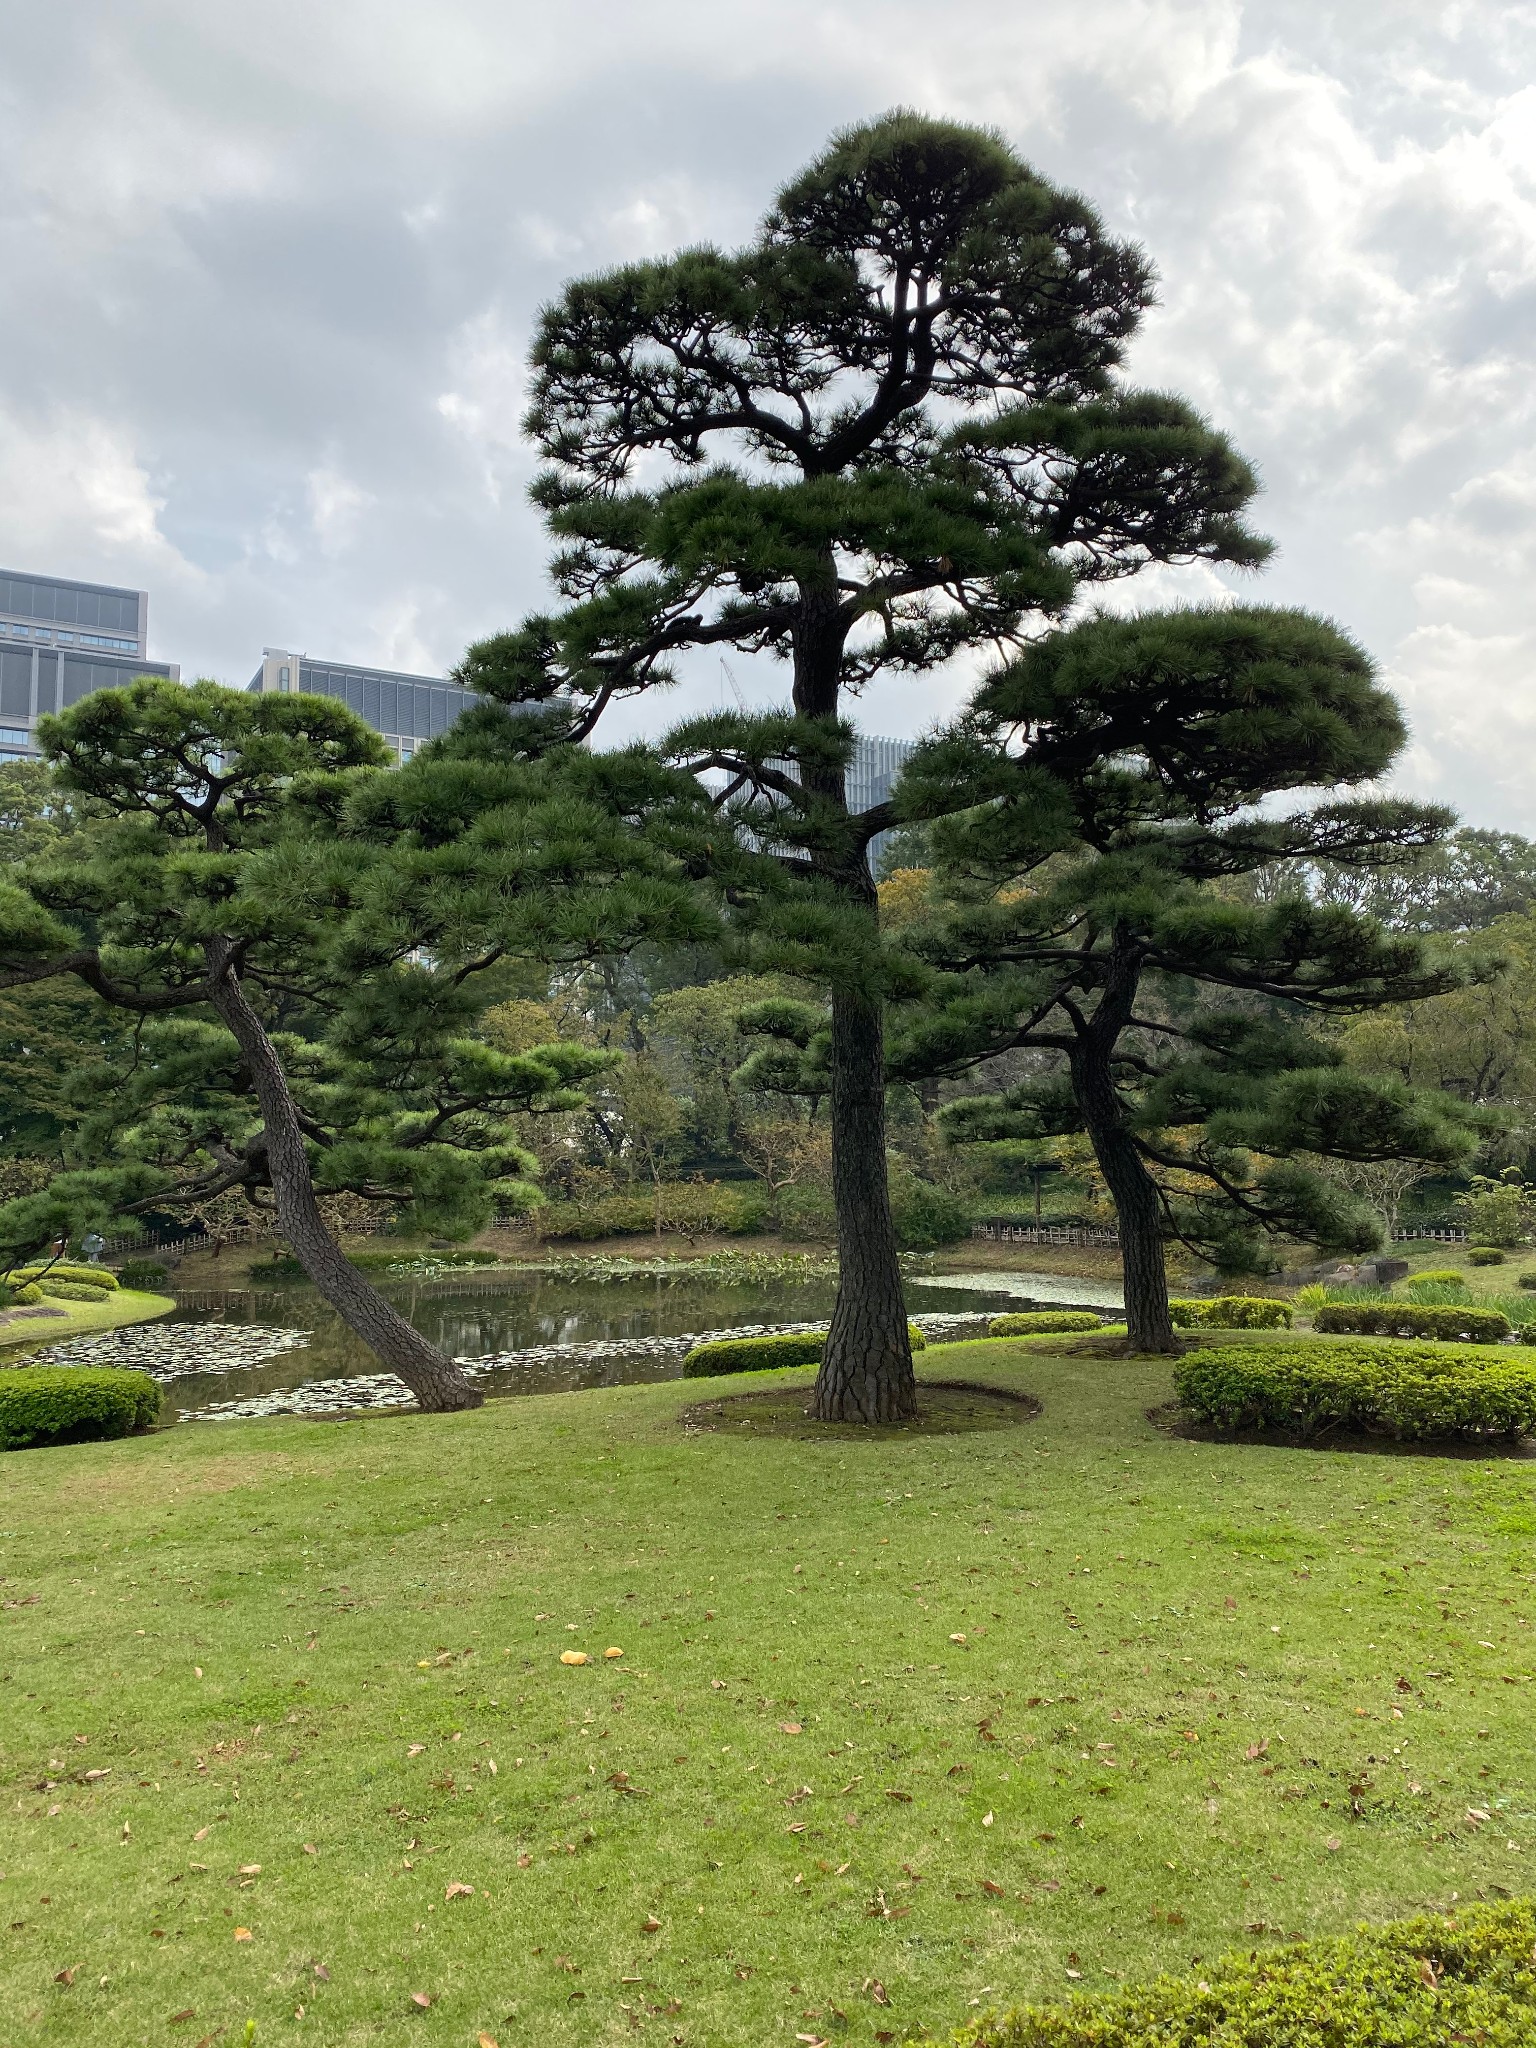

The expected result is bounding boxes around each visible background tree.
[0,681,704,1409]
[457,111,1271,1421]
[887,606,1477,1347]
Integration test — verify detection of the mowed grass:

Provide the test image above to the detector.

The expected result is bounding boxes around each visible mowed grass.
[3,1339,1536,2047]
[0,1288,174,1355]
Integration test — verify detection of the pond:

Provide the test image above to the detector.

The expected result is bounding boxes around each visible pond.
[29,1259,1122,1422]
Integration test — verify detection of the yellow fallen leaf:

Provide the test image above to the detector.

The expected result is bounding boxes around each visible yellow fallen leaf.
[561,1650,589,1667]
[982,1812,994,1827]
[949,1633,967,1645]
[233,1927,253,1942]
[408,1743,426,1756]
[238,1864,261,1876]
[605,1647,624,1659]
[194,1666,203,1679]
[479,2035,500,2048]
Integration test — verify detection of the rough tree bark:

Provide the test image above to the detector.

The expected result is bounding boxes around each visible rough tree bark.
[812,983,917,1422]
[203,944,483,1413]
[1068,1026,1177,1355]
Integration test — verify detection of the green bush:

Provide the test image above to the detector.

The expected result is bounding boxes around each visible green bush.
[1413,1267,1467,1286]
[0,1367,160,1451]
[538,1183,770,1241]
[987,1311,1102,1336]
[1313,1301,1510,1342]
[1174,1337,1536,1440]
[682,1325,928,1378]
[116,1260,169,1290]
[1519,1271,1536,1290]
[950,1899,1536,2048]
[1168,1296,1292,1329]
[0,1281,44,1307]
[889,1174,972,1251]
[12,1263,117,1291]
[1468,1244,1507,1265]
[34,1279,115,1301]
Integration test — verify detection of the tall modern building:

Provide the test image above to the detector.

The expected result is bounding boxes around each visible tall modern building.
[0,568,178,761]
[247,649,482,762]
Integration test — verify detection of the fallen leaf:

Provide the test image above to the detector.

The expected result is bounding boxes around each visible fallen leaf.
[445,1882,475,1901]
[479,2036,500,2048]
[605,1647,623,1659]
[410,1990,433,2008]
[786,1822,808,1834]
[169,2010,195,2023]
[1035,1833,1056,1844]
[780,1722,802,1735]
[517,1854,532,1868]
[642,1915,662,1933]
[884,1789,912,1803]
[54,1967,76,1986]
[313,1964,330,1982]
[1244,1741,1270,1761]
[193,1827,210,1843]
[233,1927,253,1942]
[239,1864,261,1876]
[302,1843,318,1856]
[949,1633,967,1645]
[981,1880,1004,1896]
[560,1651,589,1667]
[408,1744,426,1756]
[982,1812,994,1828]
[1325,1836,1341,1853]
[1417,1958,1439,1989]
[868,1978,890,2007]
[194,1667,203,1679]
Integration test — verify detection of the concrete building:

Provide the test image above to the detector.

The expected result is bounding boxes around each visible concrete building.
[0,568,178,761]
[246,649,482,763]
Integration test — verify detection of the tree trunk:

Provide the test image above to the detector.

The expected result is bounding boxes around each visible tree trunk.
[1070,1037,1177,1354]
[204,948,483,1413]
[811,984,916,1423]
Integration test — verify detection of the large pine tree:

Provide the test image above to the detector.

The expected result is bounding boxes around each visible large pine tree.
[457,112,1270,1422]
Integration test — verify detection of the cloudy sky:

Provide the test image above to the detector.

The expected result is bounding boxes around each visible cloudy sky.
[2,1,1533,823]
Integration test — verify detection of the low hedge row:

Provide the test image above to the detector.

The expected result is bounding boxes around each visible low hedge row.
[682,1326,928,1377]
[953,1899,1536,2048]
[0,1367,160,1451]
[12,1263,117,1292]
[116,1259,169,1290]
[1174,1338,1536,1440]
[987,1311,1103,1336]
[1313,1301,1510,1342]
[1169,1296,1292,1329]
[538,1184,770,1241]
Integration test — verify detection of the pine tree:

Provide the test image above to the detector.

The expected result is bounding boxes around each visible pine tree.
[0,681,706,1408]
[456,112,1270,1421]
[888,606,1478,1347]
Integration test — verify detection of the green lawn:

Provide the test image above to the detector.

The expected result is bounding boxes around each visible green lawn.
[2,1339,1533,2046]
[0,1287,174,1355]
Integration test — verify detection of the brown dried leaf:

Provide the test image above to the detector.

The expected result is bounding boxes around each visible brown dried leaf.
[233,1927,253,1942]
[410,1991,433,2008]
[445,1882,475,1901]
[779,1722,802,1735]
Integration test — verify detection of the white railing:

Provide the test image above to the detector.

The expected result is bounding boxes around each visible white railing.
[970,1221,1121,1247]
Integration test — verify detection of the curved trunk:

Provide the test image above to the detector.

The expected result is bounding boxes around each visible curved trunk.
[204,950,483,1413]
[811,984,916,1423]
[1069,1034,1176,1354]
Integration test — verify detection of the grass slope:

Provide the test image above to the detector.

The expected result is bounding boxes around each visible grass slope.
[0,1286,174,1355]
[1,1341,1533,2045]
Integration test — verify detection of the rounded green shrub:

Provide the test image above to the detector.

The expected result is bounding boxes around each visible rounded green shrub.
[0,1281,44,1307]
[682,1325,927,1378]
[1468,1244,1507,1265]
[1174,1337,1536,1440]
[116,1260,169,1290]
[987,1311,1102,1336]
[1313,1301,1510,1342]
[950,1899,1536,2048]
[35,1279,114,1301]
[12,1263,117,1292]
[1413,1267,1468,1286]
[0,1367,160,1451]
[1168,1296,1292,1329]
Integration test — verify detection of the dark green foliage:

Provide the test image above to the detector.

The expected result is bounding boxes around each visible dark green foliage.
[987,1311,1101,1335]
[887,1169,971,1250]
[0,1280,42,1306]
[115,1260,168,1290]
[1313,1302,1511,1342]
[1468,1244,1507,1264]
[0,1366,160,1450]
[950,1899,1536,2047]
[1519,1272,1536,1290]
[683,1325,927,1377]
[1175,1338,1536,1438]
[1168,1297,1292,1329]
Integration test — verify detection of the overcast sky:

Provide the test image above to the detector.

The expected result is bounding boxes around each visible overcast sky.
[1,1,1533,824]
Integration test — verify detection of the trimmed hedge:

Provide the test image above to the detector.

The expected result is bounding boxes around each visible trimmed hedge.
[0,1367,160,1451]
[12,1263,117,1291]
[1468,1244,1507,1264]
[1413,1267,1467,1286]
[1313,1301,1510,1342]
[682,1325,928,1378]
[1169,1296,1292,1329]
[1174,1338,1536,1440]
[0,1282,43,1307]
[951,1899,1536,2048]
[538,1184,770,1241]
[987,1311,1103,1336]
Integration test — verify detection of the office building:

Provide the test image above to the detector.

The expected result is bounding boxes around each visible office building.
[247,649,482,763]
[0,568,178,761]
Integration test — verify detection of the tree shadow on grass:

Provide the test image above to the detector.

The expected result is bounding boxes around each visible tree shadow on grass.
[680,1378,1040,1440]
[1149,1399,1536,1461]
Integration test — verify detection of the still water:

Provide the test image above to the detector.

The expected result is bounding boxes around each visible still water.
[155,1266,1062,1417]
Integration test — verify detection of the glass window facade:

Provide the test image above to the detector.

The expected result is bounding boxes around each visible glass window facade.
[0,572,141,638]
[295,661,480,740]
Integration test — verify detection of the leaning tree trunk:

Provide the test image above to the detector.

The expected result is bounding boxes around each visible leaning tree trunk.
[811,983,917,1424]
[1070,1038,1177,1354]
[204,949,483,1413]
